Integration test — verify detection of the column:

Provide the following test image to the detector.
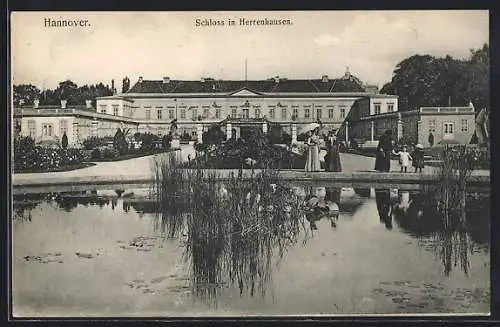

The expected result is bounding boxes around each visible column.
[72,122,79,148]
[397,113,403,140]
[262,122,268,134]
[417,120,422,145]
[345,121,349,144]
[291,124,297,144]
[370,121,375,141]
[91,120,98,137]
[226,123,232,140]
[197,124,203,143]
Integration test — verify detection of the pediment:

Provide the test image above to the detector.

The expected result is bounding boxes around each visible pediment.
[229,87,262,97]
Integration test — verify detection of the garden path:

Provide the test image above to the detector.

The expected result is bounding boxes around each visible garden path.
[13,145,488,183]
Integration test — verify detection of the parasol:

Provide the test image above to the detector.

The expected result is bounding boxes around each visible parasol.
[299,122,321,135]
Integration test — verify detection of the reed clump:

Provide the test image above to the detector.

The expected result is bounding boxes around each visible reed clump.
[151,153,309,303]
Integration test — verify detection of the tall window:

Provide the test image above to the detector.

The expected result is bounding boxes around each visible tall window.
[145,109,151,120]
[215,109,221,118]
[305,109,310,119]
[269,108,275,118]
[28,120,36,138]
[387,103,394,112]
[461,119,468,132]
[203,108,209,118]
[374,103,381,115]
[328,108,334,119]
[180,109,186,119]
[169,109,174,119]
[113,104,119,116]
[281,108,287,119]
[428,119,436,132]
[156,109,162,120]
[340,108,346,119]
[292,108,298,119]
[316,108,322,120]
[242,109,249,118]
[231,108,237,118]
[59,119,68,135]
[99,105,107,114]
[255,108,261,118]
[42,123,53,137]
[192,108,198,119]
[444,122,454,134]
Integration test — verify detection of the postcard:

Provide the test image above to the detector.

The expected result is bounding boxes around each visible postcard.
[10,10,490,318]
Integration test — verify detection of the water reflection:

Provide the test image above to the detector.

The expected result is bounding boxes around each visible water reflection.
[12,184,490,304]
[375,189,393,230]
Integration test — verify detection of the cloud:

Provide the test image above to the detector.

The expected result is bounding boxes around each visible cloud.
[314,34,341,46]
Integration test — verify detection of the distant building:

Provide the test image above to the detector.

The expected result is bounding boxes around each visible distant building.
[343,102,476,147]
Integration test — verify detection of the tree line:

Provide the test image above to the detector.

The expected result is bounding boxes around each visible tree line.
[13,80,115,107]
[380,43,489,112]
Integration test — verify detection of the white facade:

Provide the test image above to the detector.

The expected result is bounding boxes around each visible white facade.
[369,96,399,115]
[20,115,76,146]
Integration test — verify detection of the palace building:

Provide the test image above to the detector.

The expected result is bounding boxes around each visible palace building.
[14,68,476,148]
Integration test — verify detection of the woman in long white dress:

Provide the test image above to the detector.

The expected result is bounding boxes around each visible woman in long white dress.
[305,128,321,172]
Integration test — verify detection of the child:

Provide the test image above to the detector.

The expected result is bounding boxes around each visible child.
[393,145,412,172]
[411,144,425,173]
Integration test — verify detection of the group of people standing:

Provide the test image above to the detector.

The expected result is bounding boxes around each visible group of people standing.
[304,127,425,173]
[375,130,425,173]
[304,127,342,172]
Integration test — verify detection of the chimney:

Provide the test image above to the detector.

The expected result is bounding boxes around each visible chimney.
[111,79,115,91]
[138,76,143,83]
[33,99,39,108]
[60,100,67,109]
[85,100,92,109]
[274,76,280,83]
[322,75,329,83]
[163,76,170,84]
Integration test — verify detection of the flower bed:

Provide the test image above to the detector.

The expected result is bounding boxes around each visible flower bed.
[14,136,92,173]
[185,140,308,169]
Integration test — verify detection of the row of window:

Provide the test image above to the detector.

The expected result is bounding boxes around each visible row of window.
[373,103,395,115]
[141,107,347,120]
[428,119,468,133]
[27,119,69,138]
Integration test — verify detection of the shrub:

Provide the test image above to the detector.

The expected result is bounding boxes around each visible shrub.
[14,143,87,172]
[90,148,102,159]
[102,147,119,160]
[162,134,172,149]
[61,133,68,149]
[113,128,129,155]
[82,136,107,150]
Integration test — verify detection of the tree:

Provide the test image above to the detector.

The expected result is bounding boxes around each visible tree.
[113,128,128,155]
[13,84,41,106]
[202,125,225,145]
[380,45,489,113]
[61,132,68,149]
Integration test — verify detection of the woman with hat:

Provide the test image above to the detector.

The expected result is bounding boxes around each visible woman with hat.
[305,127,321,172]
[374,129,394,172]
[324,129,342,172]
[411,144,425,173]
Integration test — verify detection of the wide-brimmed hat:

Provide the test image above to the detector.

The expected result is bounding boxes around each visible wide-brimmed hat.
[415,144,424,149]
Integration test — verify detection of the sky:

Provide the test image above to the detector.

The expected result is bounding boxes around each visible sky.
[11,10,489,90]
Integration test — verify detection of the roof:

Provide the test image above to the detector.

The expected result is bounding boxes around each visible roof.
[126,77,366,94]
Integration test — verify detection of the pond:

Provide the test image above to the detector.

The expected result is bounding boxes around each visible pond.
[12,186,490,317]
